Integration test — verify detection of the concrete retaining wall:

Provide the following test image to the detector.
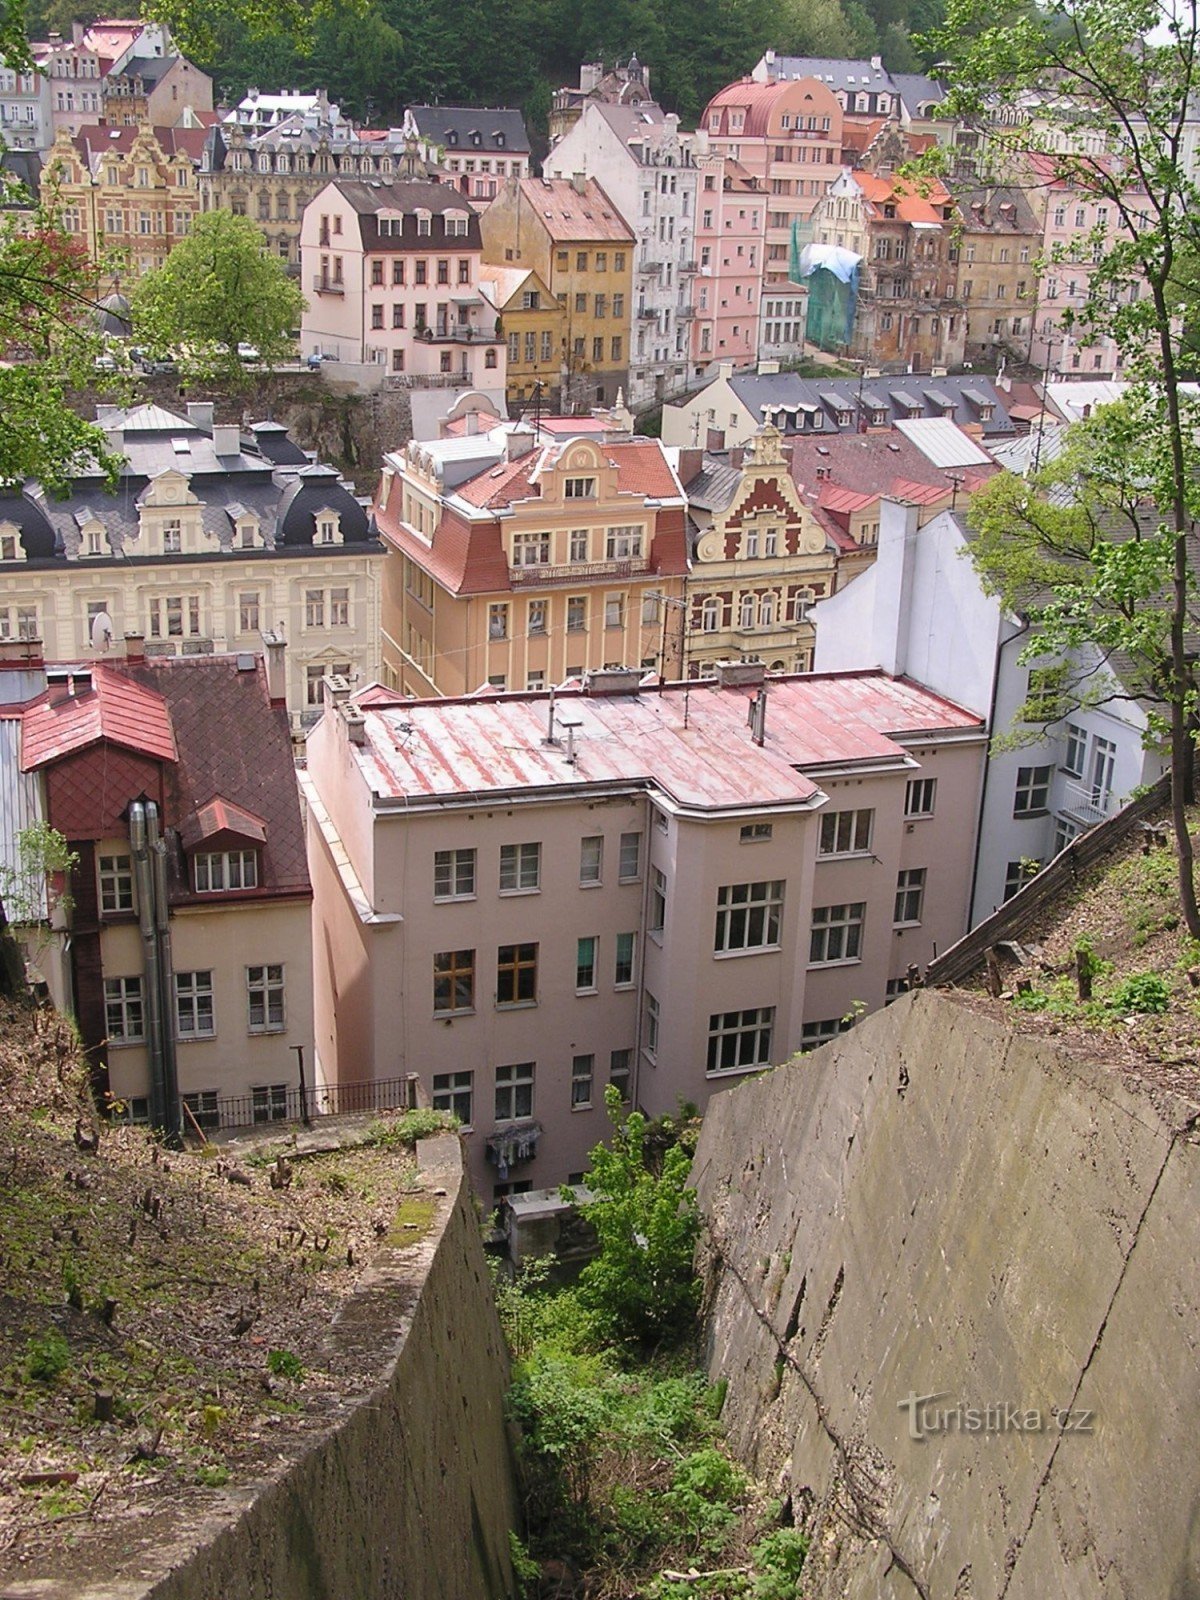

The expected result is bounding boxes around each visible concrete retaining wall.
[691,990,1200,1599]
[3,1135,518,1600]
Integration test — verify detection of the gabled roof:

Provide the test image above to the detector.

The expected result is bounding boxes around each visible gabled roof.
[181,794,268,850]
[515,177,634,243]
[407,104,530,155]
[21,667,177,770]
[725,371,1015,438]
[71,122,207,168]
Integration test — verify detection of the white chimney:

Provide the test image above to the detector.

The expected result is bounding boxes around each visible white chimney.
[212,423,240,457]
[872,498,920,678]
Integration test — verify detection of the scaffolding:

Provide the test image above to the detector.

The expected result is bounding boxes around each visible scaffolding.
[792,223,862,355]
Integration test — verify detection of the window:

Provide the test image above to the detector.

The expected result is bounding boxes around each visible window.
[246,964,285,1032]
[567,596,587,631]
[528,599,547,635]
[1014,765,1052,816]
[818,809,873,856]
[810,902,865,964]
[162,518,182,554]
[604,594,624,629]
[1026,665,1067,723]
[433,1070,473,1125]
[905,778,937,818]
[614,931,636,987]
[569,529,588,562]
[740,823,772,843]
[488,602,508,640]
[99,853,134,914]
[580,835,603,885]
[571,1054,594,1108]
[330,587,350,627]
[495,1061,534,1121]
[605,525,642,559]
[434,948,475,1014]
[714,880,784,954]
[644,992,660,1057]
[500,842,540,892]
[1061,723,1087,778]
[434,847,476,900]
[609,1048,632,1102]
[239,591,261,633]
[619,831,642,881]
[894,867,926,926]
[1089,736,1116,806]
[800,1017,852,1052]
[183,1089,220,1131]
[576,935,597,991]
[175,970,215,1038]
[194,850,257,893]
[305,589,325,628]
[252,1084,288,1123]
[707,1007,774,1075]
[497,943,538,1005]
[104,976,143,1043]
[565,476,596,499]
[1004,858,1041,901]
[650,867,667,933]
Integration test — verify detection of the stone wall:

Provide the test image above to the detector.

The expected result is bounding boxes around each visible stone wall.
[691,989,1200,1599]
[2,1135,518,1600]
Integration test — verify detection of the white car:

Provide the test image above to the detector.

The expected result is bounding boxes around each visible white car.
[236,342,260,363]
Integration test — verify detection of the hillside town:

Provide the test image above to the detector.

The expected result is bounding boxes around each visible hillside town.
[2,4,1200,1593]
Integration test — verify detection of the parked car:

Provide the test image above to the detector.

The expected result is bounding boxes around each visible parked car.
[237,343,260,363]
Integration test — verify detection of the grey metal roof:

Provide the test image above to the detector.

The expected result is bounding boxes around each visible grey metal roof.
[889,73,948,116]
[726,371,1015,438]
[681,457,741,513]
[407,104,531,155]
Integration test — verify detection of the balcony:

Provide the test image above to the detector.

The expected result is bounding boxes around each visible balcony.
[420,323,502,345]
[638,257,664,276]
[638,306,658,320]
[676,304,696,321]
[508,556,650,589]
[679,259,698,274]
[1060,780,1112,829]
[312,274,344,295]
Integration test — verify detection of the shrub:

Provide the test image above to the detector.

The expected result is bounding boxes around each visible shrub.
[266,1348,304,1380]
[366,1107,458,1148]
[25,1328,70,1383]
[1108,972,1171,1014]
[752,1527,810,1597]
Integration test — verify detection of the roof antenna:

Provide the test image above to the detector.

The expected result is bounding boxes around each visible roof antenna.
[543,684,558,745]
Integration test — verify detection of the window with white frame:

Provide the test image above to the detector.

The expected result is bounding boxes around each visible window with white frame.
[580,835,603,885]
[434,847,475,900]
[649,866,667,933]
[569,529,589,562]
[175,970,215,1037]
[707,1006,774,1074]
[818,808,873,856]
[810,902,865,964]
[500,841,540,892]
[305,588,325,627]
[194,850,257,893]
[567,595,587,631]
[905,778,937,818]
[571,1054,594,1108]
[564,476,596,499]
[434,948,475,1014]
[488,602,508,640]
[894,867,926,926]
[614,931,636,987]
[740,823,772,843]
[605,525,642,559]
[99,853,134,914]
[1062,723,1086,779]
[641,593,658,626]
[238,591,261,633]
[528,598,547,635]
[1089,736,1116,806]
[576,936,597,991]
[701,597,719,632]
[183,1089,220,1130]
[330,587,350,626]
[246,964,285,1032]
[644,991,660,1057]
[714,880,784,954]
[252,1084,288,1123]
[1004,858,1042,900]
[619,831,642,881]
[605,594,624,629]
[149,594,200,638]
[495,1061,534,1121]
[512,530,550,566]
[1013,765,1052,816]
[161,517,182,554]
[609,1047,632,1101]
[433,1070,473,1125]
[104,976,144,1042]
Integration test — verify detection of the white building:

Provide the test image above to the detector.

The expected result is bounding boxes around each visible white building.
[0,61,53,149]
[545,101,700,410]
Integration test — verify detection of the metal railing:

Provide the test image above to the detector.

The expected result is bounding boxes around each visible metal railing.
[509,555,650,588]
[312,275,345,295]
[1060,779,1112,829]
[207,1074,419,1135]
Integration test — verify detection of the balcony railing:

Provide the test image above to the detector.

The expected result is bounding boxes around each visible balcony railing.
[420,324,501,344]
[679,259,698,274]
[638,306,658,320]
[676,304,696,320]
[1060,779,1112,829]
[199,1074,420,1136]
[509,555,650,588]
[312,274,344,295]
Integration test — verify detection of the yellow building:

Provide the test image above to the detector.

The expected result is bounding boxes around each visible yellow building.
[478,265,566,412]
[374,427,688,697]
[480,176,633,411]
[41,120,205,281]
[684,427,837,676]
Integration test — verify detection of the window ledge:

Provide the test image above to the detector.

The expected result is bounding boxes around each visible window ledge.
[816,850,873,862]
[575,987,598,997]
[498,887,541,897]
[893,921,922,931]
[714,944,781,960]
[571,1102,594,1113]
[496,1000,538,1011]
[706,1063,769,1080]
[434,1009,476,1020]
[248,1025,286,1035]
[579,880,603,890]
[433,894,477,905]
[807,957,863,970]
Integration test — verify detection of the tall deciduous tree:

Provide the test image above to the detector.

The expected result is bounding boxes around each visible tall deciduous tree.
[932,0,1200,934]
[131,210,305,382]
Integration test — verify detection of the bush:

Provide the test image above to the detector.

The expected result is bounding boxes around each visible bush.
[751,1527,810,1597]
[366,1107,458,1148]
[1107,972,1171,1014]
[266,1348,304,1380]
[25,1328,70,1383]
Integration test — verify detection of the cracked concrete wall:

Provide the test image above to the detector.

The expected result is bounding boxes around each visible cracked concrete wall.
[691,989,1200,1600]
[3,1136,519,1600]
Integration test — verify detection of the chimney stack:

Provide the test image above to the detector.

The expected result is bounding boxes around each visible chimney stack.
[186,400,215,431]
[124,632,146,663]
[212,423,240,458]
[261,629,287,705]
[571,171,587,195]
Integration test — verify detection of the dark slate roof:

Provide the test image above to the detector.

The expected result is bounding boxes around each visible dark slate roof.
[247,421,310,466]
[727,372,1015,438]
[276,465,370,547]
[0,149,43,205]
[110,50,174,87]
[889,73,948,116]
[407,104,530,155]
[0,492,57,558]
[94,291,132,338]
[682,458,741,513]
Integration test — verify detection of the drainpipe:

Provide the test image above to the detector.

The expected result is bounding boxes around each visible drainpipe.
[147,801,182,1142]
[129,801,168,1133]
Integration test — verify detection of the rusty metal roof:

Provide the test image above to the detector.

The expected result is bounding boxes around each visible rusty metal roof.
[21,667,177,771]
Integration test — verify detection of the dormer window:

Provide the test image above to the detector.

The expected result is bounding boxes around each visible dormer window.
[0,522,25,562]
[315,509,343,545]
[447,129,458,145]
[416,211,431,236]
[162,518,182,554]
[238,520,257,548]
[445,212,469,237]
[194,849,258,893]
[495,131,505,147]
[470,130,481,145]
[564,476,596,499]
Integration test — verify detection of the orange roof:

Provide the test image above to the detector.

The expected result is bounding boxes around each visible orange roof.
[517,178,633,244]
[852,169,952,225]
[185,795,268,847]
[454,437,681,511]
[21,667,176,771]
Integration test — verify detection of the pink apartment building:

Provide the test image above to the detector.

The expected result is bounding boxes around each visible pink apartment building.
[303,663,985,1199]
[299,178,506,390]
[691,151,766,377]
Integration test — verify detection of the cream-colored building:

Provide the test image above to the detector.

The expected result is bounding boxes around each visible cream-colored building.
[373,424,688,697]
[0,403,383,733]
[303,663,987,1197]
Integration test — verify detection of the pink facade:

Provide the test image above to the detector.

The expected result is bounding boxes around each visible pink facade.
[691,151,764,376]
[299,177,506,389]
[303,665,986,1201]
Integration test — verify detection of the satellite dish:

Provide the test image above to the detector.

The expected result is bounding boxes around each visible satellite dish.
[90,610,115,652]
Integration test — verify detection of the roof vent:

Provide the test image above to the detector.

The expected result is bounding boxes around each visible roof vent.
[584,667,642,696]
[715,659,766,688]
[236,652,256,671]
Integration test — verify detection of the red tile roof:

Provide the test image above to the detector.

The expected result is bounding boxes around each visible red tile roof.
[516,177,634,243]
[853,169,952,226]
[22,668,177,770]
[182,795,268,849]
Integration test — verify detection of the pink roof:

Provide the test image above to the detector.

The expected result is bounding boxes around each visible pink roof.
[21,667,176,771]
[453,437,681,509]
[347,672,983,813]
[516,178,634,243]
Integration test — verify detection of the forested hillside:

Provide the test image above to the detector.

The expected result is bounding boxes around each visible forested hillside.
[26,0,946,130]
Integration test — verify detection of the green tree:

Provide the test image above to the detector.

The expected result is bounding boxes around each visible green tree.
[931,0,1200,935]
[571,1086,700,1347]
[131,211,305,383]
